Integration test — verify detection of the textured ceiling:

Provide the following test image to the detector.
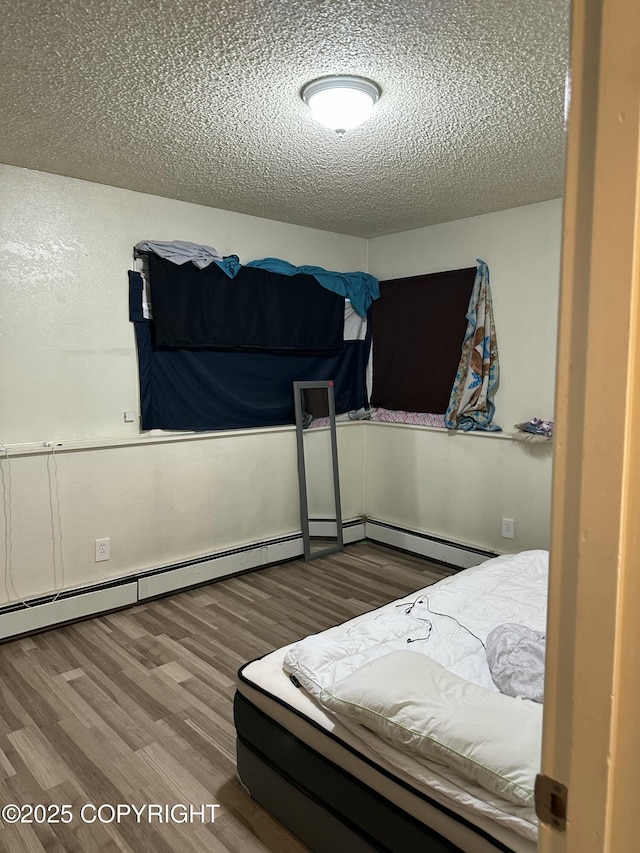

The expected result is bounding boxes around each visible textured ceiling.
[0,0,570,238]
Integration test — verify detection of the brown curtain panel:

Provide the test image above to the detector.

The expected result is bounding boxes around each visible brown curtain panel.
[370,267,476,413]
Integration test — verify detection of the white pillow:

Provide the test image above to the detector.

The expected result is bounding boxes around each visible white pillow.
[319,650,542,806]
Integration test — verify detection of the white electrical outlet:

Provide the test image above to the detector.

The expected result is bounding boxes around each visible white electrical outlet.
[95,538,110,562]
[501,518,515,539]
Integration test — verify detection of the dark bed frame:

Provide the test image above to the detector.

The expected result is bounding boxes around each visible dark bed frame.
[234,679,517,853]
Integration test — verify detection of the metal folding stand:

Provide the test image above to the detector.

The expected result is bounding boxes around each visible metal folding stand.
[293,380,344,562]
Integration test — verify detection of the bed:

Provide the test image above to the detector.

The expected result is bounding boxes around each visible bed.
[234,549,547,852]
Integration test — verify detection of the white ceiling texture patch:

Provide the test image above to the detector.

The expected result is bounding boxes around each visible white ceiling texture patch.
[0,0,570,237]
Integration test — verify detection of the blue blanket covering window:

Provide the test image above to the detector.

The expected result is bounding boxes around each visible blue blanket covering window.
[129,271,370,431]
[147,253,346,354]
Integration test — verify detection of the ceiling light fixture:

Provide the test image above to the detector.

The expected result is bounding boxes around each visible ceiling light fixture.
[301,75,381,135]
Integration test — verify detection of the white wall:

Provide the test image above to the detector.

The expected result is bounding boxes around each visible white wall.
[0,167,560,608]
[2,425,365,603]
[365,201,562,552]
[0,164,366,445]
[364,425,554,552]
[0,165,366,604]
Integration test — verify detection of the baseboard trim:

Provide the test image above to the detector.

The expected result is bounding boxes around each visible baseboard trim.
[139,520,365,599]
[0,583,138,641]
[0,520,365,643]
[137,536,300,600]
[0,519,493,642]
[364,519,497,569]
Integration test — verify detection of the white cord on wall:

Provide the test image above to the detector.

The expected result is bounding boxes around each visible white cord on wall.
[46,443,66,604]
[0,443,14,604]
[0,440,67,610]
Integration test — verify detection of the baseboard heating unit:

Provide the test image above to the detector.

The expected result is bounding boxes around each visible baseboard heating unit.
[0,519,366,643]
[0,520,497,643]
[364,519,498,570]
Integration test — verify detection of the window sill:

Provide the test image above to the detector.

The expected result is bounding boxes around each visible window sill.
[364,420,516,440]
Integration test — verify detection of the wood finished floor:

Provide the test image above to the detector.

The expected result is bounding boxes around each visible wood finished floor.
[0,542,455,852]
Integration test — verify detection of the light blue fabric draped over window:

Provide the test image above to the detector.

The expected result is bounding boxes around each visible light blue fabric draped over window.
[445,259,501,432]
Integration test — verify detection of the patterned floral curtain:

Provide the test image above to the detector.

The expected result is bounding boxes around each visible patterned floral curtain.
[445,260,501,431]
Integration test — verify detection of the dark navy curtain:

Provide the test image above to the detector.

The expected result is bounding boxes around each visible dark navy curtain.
[129,272,370,431]
[147,253,345,353]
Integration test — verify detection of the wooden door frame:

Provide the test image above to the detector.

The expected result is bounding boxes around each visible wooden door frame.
[541,0,640,850]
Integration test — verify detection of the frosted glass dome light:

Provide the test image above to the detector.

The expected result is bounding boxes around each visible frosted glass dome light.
[302,76,381,135]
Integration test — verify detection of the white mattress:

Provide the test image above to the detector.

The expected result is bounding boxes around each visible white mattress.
[238,549,548,853]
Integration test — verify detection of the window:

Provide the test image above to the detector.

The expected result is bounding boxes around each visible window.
[129,267,371,432]
[370,267,477,414]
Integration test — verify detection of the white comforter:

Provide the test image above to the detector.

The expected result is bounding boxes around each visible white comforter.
[283,549,548,830]
[284,549,548,695]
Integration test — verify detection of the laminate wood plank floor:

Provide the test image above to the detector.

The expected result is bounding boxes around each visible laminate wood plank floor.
[0,542,455,852]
